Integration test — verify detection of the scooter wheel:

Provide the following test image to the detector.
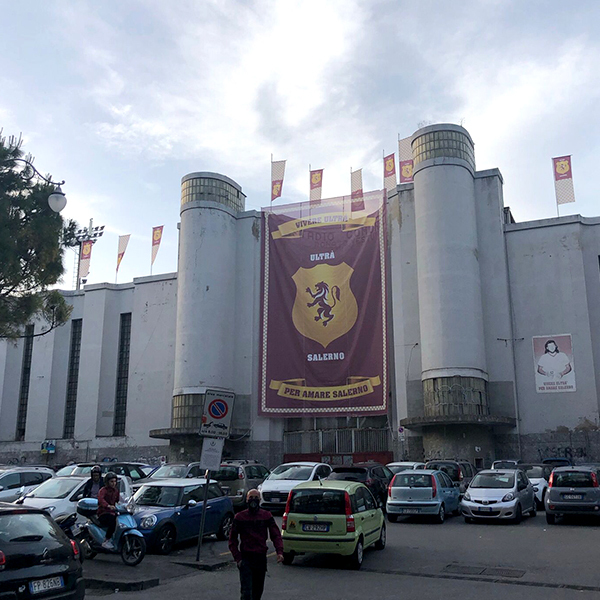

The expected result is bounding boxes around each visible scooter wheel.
[79,538,96,560]
[121,535,146,566]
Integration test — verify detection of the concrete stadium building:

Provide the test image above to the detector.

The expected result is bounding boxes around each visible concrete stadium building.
[1,124,599,469]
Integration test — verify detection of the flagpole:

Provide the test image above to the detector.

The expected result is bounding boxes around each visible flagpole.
[270,153,273,205]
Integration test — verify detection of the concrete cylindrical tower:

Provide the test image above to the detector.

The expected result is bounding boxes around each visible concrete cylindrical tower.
[171,172,245,431]
[412,124,489,418]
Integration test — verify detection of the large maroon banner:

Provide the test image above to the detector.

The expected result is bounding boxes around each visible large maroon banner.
[259,190,388,417]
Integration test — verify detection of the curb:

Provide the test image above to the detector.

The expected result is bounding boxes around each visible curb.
[84,577,160,592]
[172,559,232,572]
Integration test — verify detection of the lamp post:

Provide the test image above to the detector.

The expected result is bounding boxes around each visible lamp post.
[1,157,67,212]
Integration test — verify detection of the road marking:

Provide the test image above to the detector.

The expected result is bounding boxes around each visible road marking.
[267,552,276,557]
[220,551,230,556]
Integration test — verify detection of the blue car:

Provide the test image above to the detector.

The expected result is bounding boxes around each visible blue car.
[133,478,234,554]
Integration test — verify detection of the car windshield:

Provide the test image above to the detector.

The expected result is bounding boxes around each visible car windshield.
[134,485,181,507]
[426,463,459,481]
[70,466,93,476]
[26,478,80,499]
[493,461,517,469]
[213,466,238,481]
[328,468,367,482]
[55,466,77,477]
[151,465,188,479]
[268,465,314,481]
[523,466,544,478]
[0,513,62,544]
[553,471,596,488]
[393,473,433,488]
[470,473,515,489]
[290,489,346,514]
[388,464,415,474]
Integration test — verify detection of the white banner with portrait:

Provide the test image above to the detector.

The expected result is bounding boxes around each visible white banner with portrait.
[533,334,576,393]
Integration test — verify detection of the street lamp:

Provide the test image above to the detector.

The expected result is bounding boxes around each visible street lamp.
[1,157,67,212]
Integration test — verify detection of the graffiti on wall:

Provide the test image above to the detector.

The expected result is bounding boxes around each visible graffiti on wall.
[537,446,588,461]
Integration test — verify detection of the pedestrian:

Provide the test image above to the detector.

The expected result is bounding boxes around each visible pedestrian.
[97,472,120,549]
[229,489,284,600]
[82,465,104,499]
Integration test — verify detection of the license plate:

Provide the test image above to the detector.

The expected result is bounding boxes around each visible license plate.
[477,507,493,512]
[30,577,64,594]
[270,497,280,503]
[302,523,329,532]
[400,508,420,514]
[563,494,583,500]
[71,524,81,535]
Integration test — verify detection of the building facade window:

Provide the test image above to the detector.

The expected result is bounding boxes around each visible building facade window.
[113,313,132,437]
[181,176,245,212]
[15,324,35,441]
[63,319,83,439]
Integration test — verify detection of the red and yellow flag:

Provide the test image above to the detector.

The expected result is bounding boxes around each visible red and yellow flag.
[78,240,93,279]
[117,234,130,272]
[351,168,364,212]
[271,159,286,202]
[398,136,413,183]
[310,169,323,205]
[151,226,163,266]
[384,153,396,194]
[552,156,575,206]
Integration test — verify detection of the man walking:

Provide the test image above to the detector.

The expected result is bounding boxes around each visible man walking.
[229,489,284,600]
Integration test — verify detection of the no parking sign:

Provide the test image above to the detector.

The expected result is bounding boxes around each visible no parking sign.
[200,389,236,438]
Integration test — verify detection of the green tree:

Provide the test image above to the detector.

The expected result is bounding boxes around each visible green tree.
[0,133,77,339]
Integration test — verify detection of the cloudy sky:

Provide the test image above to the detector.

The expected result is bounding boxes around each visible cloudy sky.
[2,0,599,288]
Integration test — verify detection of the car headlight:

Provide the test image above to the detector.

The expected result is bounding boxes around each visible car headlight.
[140,515,157,529]
[463,492,471,501]
[502,492,515,502]
[45,506,56,513]
[257,484,262,492]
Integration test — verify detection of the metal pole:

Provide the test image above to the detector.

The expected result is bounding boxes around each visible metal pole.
[195,469,211,561]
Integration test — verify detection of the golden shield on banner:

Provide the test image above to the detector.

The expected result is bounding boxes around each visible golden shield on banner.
[385,158,394,174]
[292,262,358,348]
[555,160,570,175]
[401,162,413,179]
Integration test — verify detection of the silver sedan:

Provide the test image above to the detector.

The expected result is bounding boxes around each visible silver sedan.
[460,469,536,524]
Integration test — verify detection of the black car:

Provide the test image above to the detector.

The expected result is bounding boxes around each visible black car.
[0,502,84,599]
[327,463,394,507]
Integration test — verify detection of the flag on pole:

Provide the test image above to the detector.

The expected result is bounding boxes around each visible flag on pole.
[552,156,575,206]
[384,153,397,194]
[151,226,164,266]
[116,234,130,272]
[78,240,93,279]
[310,169,323,205]
[271,159,286,202]
[398,136,414,183]
[351,168,364,212]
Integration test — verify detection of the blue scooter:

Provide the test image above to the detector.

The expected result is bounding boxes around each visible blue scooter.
[76,498,146,566]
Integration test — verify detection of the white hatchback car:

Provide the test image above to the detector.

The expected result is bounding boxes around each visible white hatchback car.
[258,462,332,511]
[386,462,426,475]
[0,466,54,503]
[17,475,133,522]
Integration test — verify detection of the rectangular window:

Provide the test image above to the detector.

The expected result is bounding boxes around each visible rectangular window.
[113,313,132,436]
[63,319,83,438]
[15,324,35,441]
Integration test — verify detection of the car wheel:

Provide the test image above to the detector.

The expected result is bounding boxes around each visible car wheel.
[513,504,522,525]
[530,502,537,518]
[282,551,294,565]
[387,514,398,523]
[374,525,386,550]
[435,504,445,524]
[155,524,176,555]
[216,513,234,541]
[349,537,364,570]
[546,512,556,525]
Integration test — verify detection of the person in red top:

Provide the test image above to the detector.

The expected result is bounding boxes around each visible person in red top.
[97,472,120,549]
[229,489,284,600]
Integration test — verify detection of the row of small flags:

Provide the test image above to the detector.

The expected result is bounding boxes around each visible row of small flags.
[77,226,164,281]
[272,139,577,212]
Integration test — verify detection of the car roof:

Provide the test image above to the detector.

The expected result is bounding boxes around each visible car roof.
[135,478,216,486]
[552,466,596,472]
[394,469,439,476]
[477,469,518,475]
[350,462,384,468]
[0,502,47,515]
[0,465,53,472]
[293,480,365,492]
[387,461,423,466]
[278,462,321,467]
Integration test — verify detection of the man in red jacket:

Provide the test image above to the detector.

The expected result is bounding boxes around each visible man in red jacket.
[97,472,120,550]
[229,489,284,600]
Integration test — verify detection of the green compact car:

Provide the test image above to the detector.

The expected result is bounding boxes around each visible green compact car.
[281,480,386,569]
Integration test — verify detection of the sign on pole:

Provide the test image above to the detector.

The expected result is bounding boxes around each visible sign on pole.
[200,390,235,438]
[199,437,225,472]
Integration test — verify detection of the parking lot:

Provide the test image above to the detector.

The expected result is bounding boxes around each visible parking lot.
[87,512,600,598]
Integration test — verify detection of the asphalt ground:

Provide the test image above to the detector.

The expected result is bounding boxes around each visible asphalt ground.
[86,511,600,598]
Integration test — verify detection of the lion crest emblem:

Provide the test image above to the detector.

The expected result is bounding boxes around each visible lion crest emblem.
[292,263,358,348]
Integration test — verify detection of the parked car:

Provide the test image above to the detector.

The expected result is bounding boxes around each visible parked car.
[327,464,393,508]
[212,460,270,509]
[0,466,54,503]
[545,466,600,524]
[259,462,332,511]
[461,469,536,523]
[133,478,234,554]
[491,460,522,469]
[424,460,477,495]
[520,464,552,509]
[542,458,573,467]
[281,480,386,569]
[18,475,133,521]
[56,462,155,482]
[132,462,205,488]
[386,461,426,474]
[387,469,460,523]
[0,502,85,599]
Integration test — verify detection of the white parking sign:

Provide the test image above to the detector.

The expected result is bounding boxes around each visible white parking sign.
[199,437,225,472]
[200,390,235,438]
